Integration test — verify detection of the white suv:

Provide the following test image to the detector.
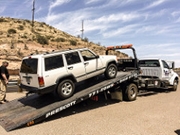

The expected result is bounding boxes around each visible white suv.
[19,48,118,99]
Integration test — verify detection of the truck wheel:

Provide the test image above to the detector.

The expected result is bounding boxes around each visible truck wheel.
[171,79,178,91]
[105,63,117,79]
[124,83,138,101]
[56,79,75,99]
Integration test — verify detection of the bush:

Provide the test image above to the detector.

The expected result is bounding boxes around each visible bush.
[17,25,24,30]
[82,37,89,42]
[0,18,6,22]
[55,37,65,42]
[36,35,49,45]
[8,29,16,34]
[69,40,77,46]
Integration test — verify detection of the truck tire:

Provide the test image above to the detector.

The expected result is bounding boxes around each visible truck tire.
[105,63,117,79]
[124,83,138,101]
[56,79,75,99]
[171,79,178,91]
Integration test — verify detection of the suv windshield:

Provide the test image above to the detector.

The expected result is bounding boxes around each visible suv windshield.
[20,58,38,74]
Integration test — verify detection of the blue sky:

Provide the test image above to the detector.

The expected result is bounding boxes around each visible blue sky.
[1,0,180,67]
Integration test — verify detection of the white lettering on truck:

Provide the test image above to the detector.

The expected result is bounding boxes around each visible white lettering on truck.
[88,83,114,98]
[46,100,76,118]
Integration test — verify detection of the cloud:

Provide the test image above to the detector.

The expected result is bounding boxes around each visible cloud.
[85,0,103,5]
[0,6,5,14]
[95,12,140,23]
[103,24,139,37]
[143,0,168,10]
[35,6,43,14]
[171,11,180,17]
[49,0,71,11]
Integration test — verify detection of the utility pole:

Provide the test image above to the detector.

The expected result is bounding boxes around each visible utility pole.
[32,0,35,29]
[80,20,84,39]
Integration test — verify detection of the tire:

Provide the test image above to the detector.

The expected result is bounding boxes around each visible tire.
[56,79,75,99]
[105,63,118,79]
[124,83,138,101]
[171,79,178,91]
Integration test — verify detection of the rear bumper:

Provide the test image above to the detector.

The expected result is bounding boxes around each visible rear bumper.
[19,84,56,94]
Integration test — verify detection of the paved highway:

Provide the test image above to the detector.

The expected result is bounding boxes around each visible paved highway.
[0,83,180,135]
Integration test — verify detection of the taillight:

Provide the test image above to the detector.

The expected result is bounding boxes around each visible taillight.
[38,77,45,87]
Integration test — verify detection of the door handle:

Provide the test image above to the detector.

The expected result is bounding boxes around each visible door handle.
[84,62,89,65]
[68,66,73,70]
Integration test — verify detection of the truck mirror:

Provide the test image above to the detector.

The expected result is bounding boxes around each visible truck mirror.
[168,61,175,69]
[171,62,175,69]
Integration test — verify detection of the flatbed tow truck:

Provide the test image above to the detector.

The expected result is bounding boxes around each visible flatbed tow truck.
[0,44,139,131]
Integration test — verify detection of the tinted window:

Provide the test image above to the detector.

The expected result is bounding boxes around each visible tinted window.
[45,55,64,71]
[139,60,160,67]
[20,58,38,74]
[65,52,81,65]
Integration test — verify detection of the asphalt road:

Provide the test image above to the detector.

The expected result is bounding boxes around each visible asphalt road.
[0,84,180,135]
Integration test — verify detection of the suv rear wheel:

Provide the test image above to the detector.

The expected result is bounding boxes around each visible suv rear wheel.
[105,63,117,79]
[56,79,75,99]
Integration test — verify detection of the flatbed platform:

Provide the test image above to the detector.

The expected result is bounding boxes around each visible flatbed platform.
[0,71,138,131]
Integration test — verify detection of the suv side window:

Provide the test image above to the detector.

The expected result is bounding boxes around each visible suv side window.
[80,50,96,61]
[65,52,81,65]
[45,55,64,71]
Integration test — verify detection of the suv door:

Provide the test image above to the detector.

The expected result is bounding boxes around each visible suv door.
[20,58,40,88]
[64,51,86,82]
[43,54,66,87]
[80,50,104,79]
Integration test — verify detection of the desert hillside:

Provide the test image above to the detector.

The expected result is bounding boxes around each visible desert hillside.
[0,17,128,70]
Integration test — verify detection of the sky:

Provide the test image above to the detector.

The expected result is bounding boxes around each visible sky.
[0,0,180,67]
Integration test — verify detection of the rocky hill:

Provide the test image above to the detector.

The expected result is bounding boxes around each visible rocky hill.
[0,17,128,71]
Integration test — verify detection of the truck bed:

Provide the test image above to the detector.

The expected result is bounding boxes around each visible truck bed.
[0,70,138,131]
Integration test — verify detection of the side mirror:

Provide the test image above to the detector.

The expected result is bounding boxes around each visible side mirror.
[168,61,175,69]
[95,55,99,59]
[171,62,175,69]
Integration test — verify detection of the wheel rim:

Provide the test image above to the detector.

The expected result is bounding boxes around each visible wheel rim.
[173,80,178,90]
[129,87,136,98]
[61,82,73,96]
[108,66,116,77]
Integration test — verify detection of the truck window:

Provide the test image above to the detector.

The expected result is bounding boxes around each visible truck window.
[80,50,96,61]
[45,55,64,71]
[20,58,38,74]
[162,60,169,69]
[139,60,160,67]
[65,52,81,65]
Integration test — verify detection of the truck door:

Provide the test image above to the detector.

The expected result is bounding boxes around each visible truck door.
[65,51,86,82]
[161,60,172,80]
[80,50,103,79]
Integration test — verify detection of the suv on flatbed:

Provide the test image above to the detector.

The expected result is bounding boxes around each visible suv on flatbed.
[19,48,118,99]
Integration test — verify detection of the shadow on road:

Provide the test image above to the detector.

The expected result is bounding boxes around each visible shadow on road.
[138,88,173,97]
[175,129,180,135]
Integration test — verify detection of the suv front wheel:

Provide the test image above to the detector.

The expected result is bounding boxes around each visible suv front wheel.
[56,79,75,99]
[105,63,118,79]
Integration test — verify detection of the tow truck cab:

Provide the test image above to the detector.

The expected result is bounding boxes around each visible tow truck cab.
[138,58,179,91]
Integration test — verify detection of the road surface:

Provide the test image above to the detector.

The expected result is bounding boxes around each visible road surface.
[0,84,180,135]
